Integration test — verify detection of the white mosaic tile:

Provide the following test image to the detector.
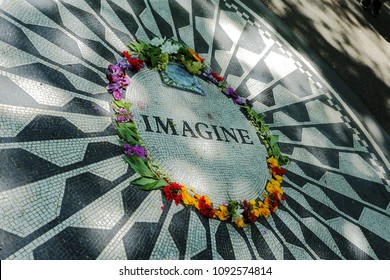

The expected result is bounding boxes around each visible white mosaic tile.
[327,217,378,259]
[226,224,252,259]
[139,6,161,38]
[301,217,344,258]
[185,211,207,259]
[0,104,112,136]
[358,208,390,243]
[263,51,297,81]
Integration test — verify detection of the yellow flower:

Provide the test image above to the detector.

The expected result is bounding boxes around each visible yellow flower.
[215,205,229,221]
[249,200,257,207]
[274,174,283,183]
[267,157,279,168]
[181,187,197,206]
[235,218,246,228]
[266,180,283,196]
[258,205,271,218]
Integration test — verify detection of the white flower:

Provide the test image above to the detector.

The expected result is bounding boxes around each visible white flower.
[150,37,165,47]
[232,206,244,222]
[160,41,180,54]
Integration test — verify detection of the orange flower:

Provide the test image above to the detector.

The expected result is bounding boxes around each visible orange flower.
[215,205,229,221]
[187,48,205,62]
[235,218,246,228]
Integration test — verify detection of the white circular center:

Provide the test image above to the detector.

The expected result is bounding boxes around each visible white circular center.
[126,69,270,205]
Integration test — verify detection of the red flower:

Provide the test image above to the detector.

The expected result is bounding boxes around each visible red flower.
[163,182,183,205]
[121,51,145,72]
[211,72,224,82]
[271,166,285,176]
[198,196,215,218]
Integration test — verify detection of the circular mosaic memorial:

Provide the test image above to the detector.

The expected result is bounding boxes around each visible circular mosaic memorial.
[126,69,270,205]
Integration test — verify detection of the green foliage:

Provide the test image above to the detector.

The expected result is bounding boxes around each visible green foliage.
[124,155,156,178]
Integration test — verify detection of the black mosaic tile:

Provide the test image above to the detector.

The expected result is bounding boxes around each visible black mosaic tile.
[26,25,83,61]
[15,115,86,141]
[168,0,190,34]
[272,214,309,251]
[304,193,343,221]
[328,228,373,260]
[297,219,342,259]
[82,142,123,164]
[284,193,314,219]
[273,102,311,123]
[193,29,209,54]
[123,222,160,259]
[126,0,146,17]
[250,87,276,107]
[62,97,109,116]
[237,23,267,54]
[149,6,174,39]
[59,173,116,219]
[0,229,24,260]
[0,17,39,57]
[25,0,63,25]
[282,244,295,259]
[360,227,390,260]
[294,161,328,181]
[33,227,111,260]
[106,0,139,37]
[278,142,295,155]
[278,69,313,98]
[250,222,276,259]
[302,146,340,169]
[193,0,216,19]
[314,123,354,148]
[231,226,256,259]
[0,149,61,191]
[191,211,212,260]
[211,24,233,73]
[62,3,106,40]
[215,222,235,260]
[320,187,366,220]
[81,39,117,63]
[85,0,102,14]
[225,52,245,78]
[121,185,150,217]
[4,63,77,92]
[61,64,105,86]
[344,175,390,209]
[169,207,191,259]
[273,126,303,142]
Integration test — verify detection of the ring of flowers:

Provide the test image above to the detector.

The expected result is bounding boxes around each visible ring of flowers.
[106,37,289,227]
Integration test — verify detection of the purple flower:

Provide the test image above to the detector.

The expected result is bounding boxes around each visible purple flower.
[112,90,123,100]
[123,144,149,159]
[245,98,253,107]
[233,97,244,105]
[107,82,121,92]
[108,64,124,77]
[121,76,130,87]
[116,57,131,69]
[203,68,218,84]
[119,108,126,114]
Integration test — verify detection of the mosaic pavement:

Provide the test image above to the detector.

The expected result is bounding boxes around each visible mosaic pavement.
[0,0,389,260]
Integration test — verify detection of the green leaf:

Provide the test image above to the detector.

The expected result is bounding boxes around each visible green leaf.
[131,177,158,186]
[124,155,156,178]
[270,135,279,147]
[139,178,169,190]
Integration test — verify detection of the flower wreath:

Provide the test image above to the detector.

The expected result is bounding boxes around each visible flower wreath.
[106,37,289,228]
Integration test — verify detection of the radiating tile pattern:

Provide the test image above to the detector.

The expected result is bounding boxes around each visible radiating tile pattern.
[0,0,389,260]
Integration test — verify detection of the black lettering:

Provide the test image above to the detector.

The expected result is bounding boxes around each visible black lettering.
[154,116,179,135]
[237,129,254,145]
[141,114,153,132]
[211,125,224,141]
[220,127,239,143]
[195,122,213,140]
[182,121,199,138]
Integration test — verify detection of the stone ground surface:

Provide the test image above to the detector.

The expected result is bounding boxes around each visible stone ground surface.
[0,0,389,260]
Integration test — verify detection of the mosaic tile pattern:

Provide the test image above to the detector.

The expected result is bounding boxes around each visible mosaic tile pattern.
[0,0,389,260]
[127,69,270,205]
